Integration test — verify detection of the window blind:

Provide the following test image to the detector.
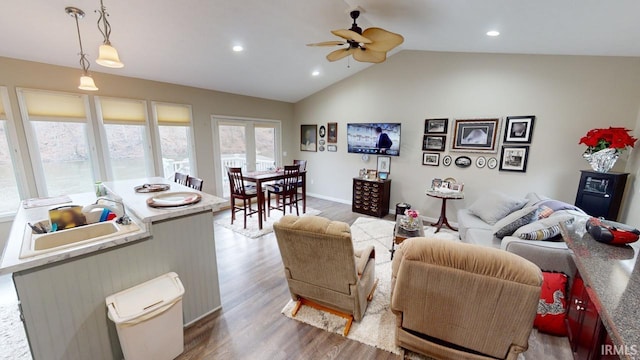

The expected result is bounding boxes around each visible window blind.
[98,97,147,125]
[0,96,5,120]
[155,103,191,126]
[20,89,87,122]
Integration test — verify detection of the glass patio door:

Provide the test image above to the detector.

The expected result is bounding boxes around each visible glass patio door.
[213,117,280,198]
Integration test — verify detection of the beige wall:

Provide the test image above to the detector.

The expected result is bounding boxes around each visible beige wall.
[622,107,640,225]
[293,50,640,223]
[0,56,294,246]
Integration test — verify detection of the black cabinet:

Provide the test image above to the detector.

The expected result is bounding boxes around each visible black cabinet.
[352,178,391,218]
[574,171,628,221]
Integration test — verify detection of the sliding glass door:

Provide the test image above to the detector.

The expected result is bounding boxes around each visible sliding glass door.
[213,117,281,198]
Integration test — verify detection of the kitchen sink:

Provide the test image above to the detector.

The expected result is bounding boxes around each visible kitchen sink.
[20,220,141,259]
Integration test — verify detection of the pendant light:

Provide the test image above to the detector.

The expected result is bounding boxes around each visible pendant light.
[66,7,99,91]
[95,0,124,68]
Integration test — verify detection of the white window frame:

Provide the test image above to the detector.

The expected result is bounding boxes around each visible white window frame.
[0,86,29,220]
[16,88,100,197]
[95,96,155,180]
[211,115,282,197]
[151,101,197,178]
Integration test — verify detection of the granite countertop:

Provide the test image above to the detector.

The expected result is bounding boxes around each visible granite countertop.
[0,178,227,275]
[561,224,640,357]
[102,177,227,223]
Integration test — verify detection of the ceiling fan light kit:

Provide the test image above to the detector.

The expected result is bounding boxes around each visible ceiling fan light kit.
[307,9,404,64]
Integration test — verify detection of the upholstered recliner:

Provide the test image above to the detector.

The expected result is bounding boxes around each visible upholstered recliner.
[273,215,377,335]
[391,237,542,360]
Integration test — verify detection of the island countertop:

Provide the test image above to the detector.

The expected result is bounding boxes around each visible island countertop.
[1,178,227,275]
[561,224,640,358]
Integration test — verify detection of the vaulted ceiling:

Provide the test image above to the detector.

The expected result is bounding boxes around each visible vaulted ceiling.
[1,0,639,102]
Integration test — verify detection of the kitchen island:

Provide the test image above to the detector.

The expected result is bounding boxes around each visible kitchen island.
[0,178,227,360]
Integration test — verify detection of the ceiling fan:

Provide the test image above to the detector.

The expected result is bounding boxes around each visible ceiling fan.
[307,9,404,64]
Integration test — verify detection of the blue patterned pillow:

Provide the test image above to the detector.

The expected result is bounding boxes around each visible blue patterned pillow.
[514,215,575,241]
[492,206,538,239]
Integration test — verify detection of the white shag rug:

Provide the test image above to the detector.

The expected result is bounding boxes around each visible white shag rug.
[0,302,31,360]
[281,217,459,357]
[215,207,321,239]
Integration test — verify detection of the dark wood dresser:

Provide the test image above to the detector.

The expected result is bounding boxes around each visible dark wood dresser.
[352,178,391,218]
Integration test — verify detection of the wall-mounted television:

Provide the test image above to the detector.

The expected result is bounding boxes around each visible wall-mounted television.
[347,123,401,156]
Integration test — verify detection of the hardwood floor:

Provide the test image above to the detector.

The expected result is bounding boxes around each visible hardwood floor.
[178,197,397,360]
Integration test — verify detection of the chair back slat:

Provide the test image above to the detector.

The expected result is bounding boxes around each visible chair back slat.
[174,172,189,186]
[187,176,203,191]
[282,165,300,189]
[227,167,247,196]
[293,160,307,172]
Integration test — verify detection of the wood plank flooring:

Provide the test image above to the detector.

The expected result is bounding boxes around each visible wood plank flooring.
[178,196,572,360]
[178,197,396,360]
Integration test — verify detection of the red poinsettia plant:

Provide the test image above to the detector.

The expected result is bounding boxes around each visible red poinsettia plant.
[579,127,637,152]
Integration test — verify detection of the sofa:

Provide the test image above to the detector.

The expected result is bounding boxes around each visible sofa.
[457,191,587,281]
[391,237,542,359]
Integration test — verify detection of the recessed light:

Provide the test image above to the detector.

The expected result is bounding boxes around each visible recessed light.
[232,45,244,52]
[486,30,500,37]
[311,70,320,77]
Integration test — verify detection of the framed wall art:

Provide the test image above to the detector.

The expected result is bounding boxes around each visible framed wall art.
[425,118,448,134]
[451,118,500,153]
[442,155,452,167]
[423,135,446,152]
[499,146,530,173]
[504,115,535,143]
[422,152,440,166]
[319,125,326,138]
[327,144,337,152]
[300,124,317,152]
[327,122,338,143]
[377,156,391,173]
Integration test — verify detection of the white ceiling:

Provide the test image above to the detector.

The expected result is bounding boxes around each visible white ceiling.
[1,0,640,103]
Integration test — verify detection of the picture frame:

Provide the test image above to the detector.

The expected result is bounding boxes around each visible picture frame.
[425,118,448,134]
[499,146,530,172]
[319,125,326,138]
[487,157,498,169]
[431,178,443,189]
[451,183,464,192]
[504,115,535,143]
[327,144,337,152]
[451,118,501,153]
[366,169,378,179]
[423,135,446,152]
[327,122,338,143]
[442,155,452,167]
[475,156,486,168]
[377,156,391,173]
[378,172,389,180]
[300,124,318,152]
[422,152,440,166]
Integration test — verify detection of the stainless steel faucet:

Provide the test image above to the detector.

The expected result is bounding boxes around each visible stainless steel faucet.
[94,197,132,225]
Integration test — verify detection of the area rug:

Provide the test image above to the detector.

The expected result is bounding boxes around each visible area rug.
[281,217,460,357]
[215,207,321,239]
[0,302,31,360]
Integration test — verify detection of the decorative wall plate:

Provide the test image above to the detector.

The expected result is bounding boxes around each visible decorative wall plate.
[454,156,472,168]
[319,139,326,146]
[319,145,325,152]
[147,192,202,208]
[475,157,486,168]
[487,157,498,169]
[319,125,326,138]
[442,155,452,167]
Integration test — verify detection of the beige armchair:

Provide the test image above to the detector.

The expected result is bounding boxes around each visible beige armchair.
[273,215,377,335]
[391,238,542,360]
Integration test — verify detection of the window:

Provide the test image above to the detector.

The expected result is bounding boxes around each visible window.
[96,97,153,180]
[18,89,97,197]
[0,87,24,215]
[152,102,196,178]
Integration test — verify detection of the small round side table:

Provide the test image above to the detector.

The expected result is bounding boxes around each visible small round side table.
[426,190,464,233]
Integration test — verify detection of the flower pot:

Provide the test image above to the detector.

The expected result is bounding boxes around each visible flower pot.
[583,148,619,173]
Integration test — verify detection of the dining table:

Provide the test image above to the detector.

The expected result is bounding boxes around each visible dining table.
[242,169,307,230]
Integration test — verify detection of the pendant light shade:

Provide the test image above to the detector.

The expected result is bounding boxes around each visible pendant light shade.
[79,75,99,91]
[96,44,124,68]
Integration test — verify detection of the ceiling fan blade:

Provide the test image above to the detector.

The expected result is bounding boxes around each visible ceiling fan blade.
[353,48,387,63]
[361,27,404,52]
[331,29,372,44]
[327,48,356,62]
[307,41,347,47]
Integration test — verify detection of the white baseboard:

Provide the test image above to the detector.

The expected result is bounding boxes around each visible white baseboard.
[306,192,351,205]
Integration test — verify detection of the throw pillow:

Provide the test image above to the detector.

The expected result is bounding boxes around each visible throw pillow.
[537,205,554,219]
[534,272,569,336]
[513,215,574,241]
[492,206,538,239]
[525,192,550,208]
[468,191,527,225]
[537,199,585,213]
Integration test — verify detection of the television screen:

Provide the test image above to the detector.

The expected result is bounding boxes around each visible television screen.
[347,123,401,156]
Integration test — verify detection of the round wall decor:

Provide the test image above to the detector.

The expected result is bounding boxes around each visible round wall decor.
[487,157,498,169]
[442,155,452,167]
[476,156,486,168]
[454,156,472,168]
[319,125,326,138]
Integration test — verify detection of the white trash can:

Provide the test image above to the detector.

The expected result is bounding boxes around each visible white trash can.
[106,272,185,360]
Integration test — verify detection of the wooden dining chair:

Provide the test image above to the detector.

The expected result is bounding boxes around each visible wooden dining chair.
[187,176,204,191]
[174,172,189,186]
[267,165,299,217]
[227,167,266,229]
[293,160,307,210]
